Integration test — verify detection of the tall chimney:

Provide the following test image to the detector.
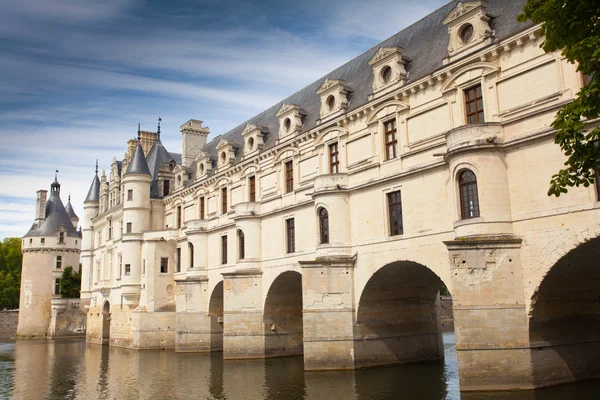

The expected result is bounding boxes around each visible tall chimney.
[35,190,48,225]
[180,119,210,168]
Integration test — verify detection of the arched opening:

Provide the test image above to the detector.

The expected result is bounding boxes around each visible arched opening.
[237,230,245,260]
[264,271,303,358]
[209,282,224,352]
[188,242,194,269]
[318,207,329,244]
[354,261,450,368]
[102,301,110,344]
[458,169,480,219]
[529,236,600,387]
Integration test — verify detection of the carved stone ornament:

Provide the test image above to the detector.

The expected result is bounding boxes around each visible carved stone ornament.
[276,103,306,139]
[442,1,493,64]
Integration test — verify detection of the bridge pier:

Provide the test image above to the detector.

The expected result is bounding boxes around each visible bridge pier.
[445,236,536,391]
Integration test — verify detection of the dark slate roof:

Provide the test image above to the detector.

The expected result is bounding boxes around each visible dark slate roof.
[84,173,100,203]
[65,197,79,221]
[125,141,151,176]
[198,0,530,162]
[147,140,176,198]
[24,183,80,238]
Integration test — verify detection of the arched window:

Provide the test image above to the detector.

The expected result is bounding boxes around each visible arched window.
[459,170,480,219]
[188,242,194,269]
[318,207,329,244]
[238,230,245,260]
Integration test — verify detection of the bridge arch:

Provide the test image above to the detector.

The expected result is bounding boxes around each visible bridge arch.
[354,260,448,368]
[263,270,303,358]
[528,234,600,387]
[208,281,224,352]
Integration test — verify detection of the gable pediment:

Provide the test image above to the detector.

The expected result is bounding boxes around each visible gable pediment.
[368,46,404,66]
[443,1,483,25]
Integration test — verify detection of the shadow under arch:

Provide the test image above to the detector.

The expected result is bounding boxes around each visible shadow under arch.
[209,281,224,352]
[263,270,303,358]
[529,236,600,388]
[354,260,447,369]
[102,301,110,344]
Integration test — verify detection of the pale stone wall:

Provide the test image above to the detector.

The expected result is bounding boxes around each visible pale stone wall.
[0,311,18,340]
[48,298,86,337]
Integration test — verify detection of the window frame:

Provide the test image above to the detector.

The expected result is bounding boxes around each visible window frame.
[199,196,205,219]
[221,235,228,265]
[124,264,131,276]
[384,119,398,160]
[126,222,132,233]
[177,205,182,229]
[464,84,485,125]
[163,179,170,197]
[55,279,61,295]
[387,190,404,236]
[318,207,329,244]
[56,255,62,269]
[58,231,65,244]
[238,229,245,260]
[286,218,296,253]
[176,247,181,273]
[127,189,133,201]
[285,160,294,193]
[160,257,169,274]
[221,187,228,215]
[188,242,194,269]
[329,143,339,174]
[458,169,481,219]
[249,176,256,202]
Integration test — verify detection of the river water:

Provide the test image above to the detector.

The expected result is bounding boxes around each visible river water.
[1,333,599,399]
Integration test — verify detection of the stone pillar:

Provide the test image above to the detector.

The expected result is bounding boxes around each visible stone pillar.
[300,256,356,370]
[222,269,265,359]
[175,276,215,352]
[445,237,535,391]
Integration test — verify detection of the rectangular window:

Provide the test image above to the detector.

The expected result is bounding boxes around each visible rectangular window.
[124,264,131,276]
[127,189,133,201]
[387,191,404,236]
[329,143,339,174]
[160,257,168,273]
[58,232,65,244]
[118,254,122,278]
[108,220,112,240]
[177,206,182,229]
[286,218,295,253]
[221,235,228,265]
[41,238,45,244]
[249,176,256,202]
[177,247,181,273]
[163,179,170,196]
[199,196,205,219]
[29,238,32,244]
[384,119,398,160]
[465,85,485,125]
[142,259,145,275]
[56,256,62,269]
[222,187,228,214]
[126,222,132,233]
[285,161,294,193]
[55,279,61,295]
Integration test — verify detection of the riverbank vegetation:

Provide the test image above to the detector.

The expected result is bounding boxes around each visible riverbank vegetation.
[0,238,22,310]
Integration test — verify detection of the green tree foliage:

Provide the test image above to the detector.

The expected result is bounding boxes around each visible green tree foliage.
[59,266,81,298]
[0,238,22,310]
[518,1,600,196]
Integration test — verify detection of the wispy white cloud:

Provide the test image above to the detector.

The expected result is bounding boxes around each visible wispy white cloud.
[0,0,448,239]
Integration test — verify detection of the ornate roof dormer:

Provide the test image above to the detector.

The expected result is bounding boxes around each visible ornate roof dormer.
[442,1,493,65]
[195,151,213,178]
[317,79,352,122]
[216,139,236,169]
[276,103,306,141]
[368,46,408,98]
[241,124,268,155]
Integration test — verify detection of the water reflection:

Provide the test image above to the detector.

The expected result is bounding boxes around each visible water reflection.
[1,334,600,399]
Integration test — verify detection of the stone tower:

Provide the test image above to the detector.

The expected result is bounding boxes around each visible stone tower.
[80,164,100,304]
[17,175,82,337]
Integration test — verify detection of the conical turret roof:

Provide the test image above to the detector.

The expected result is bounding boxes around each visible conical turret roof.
[65,195,79,221]
[84,172,100,203]
[125,141,151,176]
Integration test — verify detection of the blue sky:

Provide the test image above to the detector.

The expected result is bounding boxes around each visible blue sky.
[0,0,448,239]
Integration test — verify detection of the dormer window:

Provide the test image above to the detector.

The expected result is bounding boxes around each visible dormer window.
[241,124,267,155]
[317,79,351,122]
[442,1,493,65]
[196,152,212,178]
[276,104,306,140]
[368,47,407,98]
[216,139,236,168]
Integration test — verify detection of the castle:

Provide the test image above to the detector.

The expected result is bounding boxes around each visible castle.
[18,175,85,338]
[79,0,600,391]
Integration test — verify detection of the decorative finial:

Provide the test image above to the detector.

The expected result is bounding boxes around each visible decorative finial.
[137,123,141,141]
[95,159,98,174]
[68,193,71,202]
[157,116,162,142]
[55,169,58,180]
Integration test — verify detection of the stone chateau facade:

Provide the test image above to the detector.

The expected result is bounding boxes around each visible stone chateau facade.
[18,176,86,338]
[81,0,600,391]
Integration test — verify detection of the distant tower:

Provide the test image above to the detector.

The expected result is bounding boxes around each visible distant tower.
[17,174,82,337]
[80,162,100,303]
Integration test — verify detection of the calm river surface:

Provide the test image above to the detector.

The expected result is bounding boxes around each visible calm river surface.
[1,333,600,399]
